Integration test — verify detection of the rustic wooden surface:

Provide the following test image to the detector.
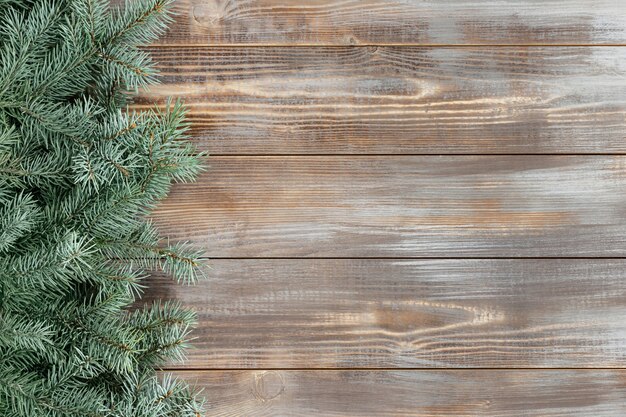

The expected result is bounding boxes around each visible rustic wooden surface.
[170,370,626,416]
[153,156,626,257]
[149,0,626,45]
[140,0,626,414]
[146,259,626,368]
[135,46,626,154]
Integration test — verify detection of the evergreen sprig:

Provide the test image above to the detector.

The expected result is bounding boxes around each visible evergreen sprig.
[0,0,205,415]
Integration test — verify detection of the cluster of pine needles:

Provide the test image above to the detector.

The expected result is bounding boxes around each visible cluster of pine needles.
[0,0,205,415]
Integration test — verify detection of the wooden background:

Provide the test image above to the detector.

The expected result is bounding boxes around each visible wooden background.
[137,1,626,415]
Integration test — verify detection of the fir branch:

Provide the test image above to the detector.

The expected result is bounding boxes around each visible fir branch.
[0,192,40,252]
[0,0,205,414]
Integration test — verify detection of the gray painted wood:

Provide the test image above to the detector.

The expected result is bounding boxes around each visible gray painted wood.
[152,156,626,257]
[131,1,626,412]
[136,47,626,154]
[170,370,626,416]
[146,259,626,368]
[145,0,626,45]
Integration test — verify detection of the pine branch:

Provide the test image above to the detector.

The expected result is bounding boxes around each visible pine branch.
[0,0,205,414]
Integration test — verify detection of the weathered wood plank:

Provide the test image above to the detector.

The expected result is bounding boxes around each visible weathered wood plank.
[137,47,626,155]
[153,156,626,257]
[148,259,626,368]
[147,0,626,45]
[171,370,626,416]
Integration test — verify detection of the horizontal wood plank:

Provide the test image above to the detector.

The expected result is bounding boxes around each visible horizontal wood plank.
[148,0,626,45]
[148,259,626,368]
[153,156,626,257]
[171,370,626,416]
[137,47,626,154]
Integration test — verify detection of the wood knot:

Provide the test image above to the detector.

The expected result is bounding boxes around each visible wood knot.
[193,2,226,26]
[346,35,359,45]
[252,371,285,402]
[374,300,503,333]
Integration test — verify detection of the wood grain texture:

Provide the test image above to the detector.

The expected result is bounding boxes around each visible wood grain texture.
[152,156,626,257]
[145,0,626,45]
[170,370,626,416]
[148,259,626,368]
[136,47,626,155]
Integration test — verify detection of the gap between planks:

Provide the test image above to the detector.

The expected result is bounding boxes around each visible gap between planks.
[145,43,626,48]
[200,154,626,157]
[161,367,626,372]
[196,256,626,260]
